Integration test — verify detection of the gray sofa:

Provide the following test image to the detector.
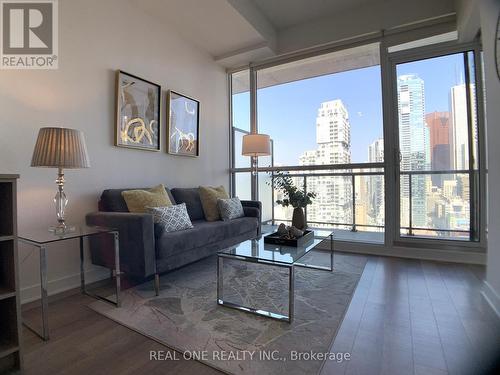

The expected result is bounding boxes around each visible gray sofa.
[86,187,261,295]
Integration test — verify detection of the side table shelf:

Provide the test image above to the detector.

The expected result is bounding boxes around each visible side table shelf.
[0,175,22,373]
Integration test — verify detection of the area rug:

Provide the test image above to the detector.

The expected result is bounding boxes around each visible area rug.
[89,249,367,374]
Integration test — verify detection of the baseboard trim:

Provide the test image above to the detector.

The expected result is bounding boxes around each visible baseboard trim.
[316,240,486,264]
[20,242,486,304]
[482,281,500,318]
[21,267,109,304]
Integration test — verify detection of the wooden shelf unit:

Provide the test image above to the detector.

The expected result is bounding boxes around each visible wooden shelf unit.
[0,175,22,373]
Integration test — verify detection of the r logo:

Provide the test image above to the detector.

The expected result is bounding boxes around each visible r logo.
[0,0,58,68]
[2,2,52,53]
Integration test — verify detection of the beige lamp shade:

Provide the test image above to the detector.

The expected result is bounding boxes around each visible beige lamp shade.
[242,134,271,157]
[31,127,90,168]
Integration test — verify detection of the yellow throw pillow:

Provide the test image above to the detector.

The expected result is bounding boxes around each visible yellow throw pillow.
[199,185,229,221]
[122,184,172,213]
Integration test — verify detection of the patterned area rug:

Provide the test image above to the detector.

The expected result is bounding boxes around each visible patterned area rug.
[89,249,367,374]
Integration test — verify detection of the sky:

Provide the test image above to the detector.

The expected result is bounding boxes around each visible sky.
[233,53,466,166]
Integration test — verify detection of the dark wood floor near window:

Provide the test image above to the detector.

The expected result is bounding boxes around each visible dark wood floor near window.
[22,256,500,375]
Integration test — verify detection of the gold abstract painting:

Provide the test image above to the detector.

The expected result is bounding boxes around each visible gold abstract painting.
[115,71,161,151]
[167,90,200,157]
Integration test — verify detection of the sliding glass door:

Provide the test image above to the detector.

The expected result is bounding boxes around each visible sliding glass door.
[390,47,482,242]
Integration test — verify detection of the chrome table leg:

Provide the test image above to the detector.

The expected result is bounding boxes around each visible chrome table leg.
[80,236,86,293]
[330,233,334,272]
[289,265,294,323]
[113,231,121,307]
[217,255,223,303]
[39,246,49,341]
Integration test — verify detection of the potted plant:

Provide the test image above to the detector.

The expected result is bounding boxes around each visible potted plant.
[269,171,316,230]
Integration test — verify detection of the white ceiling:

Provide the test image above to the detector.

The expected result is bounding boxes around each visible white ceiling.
[129,0,456,68]
[250,0,375,30]
[129,0,268,58]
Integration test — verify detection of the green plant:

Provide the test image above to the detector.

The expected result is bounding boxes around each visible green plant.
[268,171,316,208]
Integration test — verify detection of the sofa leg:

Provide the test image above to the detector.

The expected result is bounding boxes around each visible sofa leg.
[154,273,160,296]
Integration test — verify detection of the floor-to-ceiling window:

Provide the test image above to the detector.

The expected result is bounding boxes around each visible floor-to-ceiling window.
[231,69,252,200]
[231,44,385,241]
[230,32,485,247]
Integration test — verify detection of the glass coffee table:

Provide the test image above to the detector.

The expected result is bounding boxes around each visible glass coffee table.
[217,229,333,323]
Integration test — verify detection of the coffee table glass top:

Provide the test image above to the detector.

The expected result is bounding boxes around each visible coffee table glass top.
[18,225,117,245]
[219,229,333,266]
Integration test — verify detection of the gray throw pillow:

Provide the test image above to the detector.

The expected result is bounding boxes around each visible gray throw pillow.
[147,203,193,232]
[217,197,244,221]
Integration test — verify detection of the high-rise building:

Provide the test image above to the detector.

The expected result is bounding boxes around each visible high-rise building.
[425,111,451,186]
[397,74,430,228]
[368,138,384,164]
[367,138,384,226]
[299,100,352,225]
[450,84,476,170]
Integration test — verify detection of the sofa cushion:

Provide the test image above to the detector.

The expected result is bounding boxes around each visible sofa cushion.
[170,188,205,220]
[122,185,172,213]
[199,185,229,221]
[100,187,176,212]
[155,217,258,258]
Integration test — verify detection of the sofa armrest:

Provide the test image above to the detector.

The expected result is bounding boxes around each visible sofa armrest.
[241,200,262,236]
[243,206,260,218]
[86,212,156,278]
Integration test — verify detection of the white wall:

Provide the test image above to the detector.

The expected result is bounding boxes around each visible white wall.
[479,0,500,316]
[0,0,228,302]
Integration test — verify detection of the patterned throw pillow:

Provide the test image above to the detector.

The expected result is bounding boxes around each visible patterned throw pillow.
[217,197,245,221]
[122,184,172,213]
[147,203,193,233]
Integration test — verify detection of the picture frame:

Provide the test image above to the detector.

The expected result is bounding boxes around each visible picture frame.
[166,90,200,157]
[496,14,500,80]
[115,70,161,151]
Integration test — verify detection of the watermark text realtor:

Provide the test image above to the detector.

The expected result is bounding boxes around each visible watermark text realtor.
[0,0,58,69]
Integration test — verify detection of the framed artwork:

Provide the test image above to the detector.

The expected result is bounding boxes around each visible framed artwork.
[167,90,200,157]
[115,70,161,151]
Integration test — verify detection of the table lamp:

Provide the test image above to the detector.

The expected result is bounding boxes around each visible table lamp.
[242,133,271,176]
[31,127,90,233]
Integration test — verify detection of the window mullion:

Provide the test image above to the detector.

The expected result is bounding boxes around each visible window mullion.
[249,67,258,200]
[463,52,477,241]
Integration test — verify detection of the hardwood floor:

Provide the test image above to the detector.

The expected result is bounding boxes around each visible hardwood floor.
[321,257,500,375]
[22,289,219,375]
[21,256,499,375]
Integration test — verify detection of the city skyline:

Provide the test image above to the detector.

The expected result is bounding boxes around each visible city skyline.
[233,55,466,167]
[273,69,472,234]
[233,53,474,236]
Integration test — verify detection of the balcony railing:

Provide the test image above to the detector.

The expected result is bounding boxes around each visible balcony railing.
[233,163,384,233]
[269,169,384,233]
[231,163,475,240]
[400,169,476,239]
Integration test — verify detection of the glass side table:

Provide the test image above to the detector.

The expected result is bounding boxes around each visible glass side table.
[18,225,121,341]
